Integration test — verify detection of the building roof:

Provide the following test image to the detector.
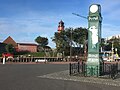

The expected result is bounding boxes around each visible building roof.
[3,36,17,47]
[17,43,37,46]
[59,20,64,24]
[3,36,37,47]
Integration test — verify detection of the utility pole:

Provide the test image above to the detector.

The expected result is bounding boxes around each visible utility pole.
[72,13,87,61]
[70,30,72,62]
[111,41,114,61]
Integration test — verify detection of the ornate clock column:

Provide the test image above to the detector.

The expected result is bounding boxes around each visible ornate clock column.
[87,4,102,76]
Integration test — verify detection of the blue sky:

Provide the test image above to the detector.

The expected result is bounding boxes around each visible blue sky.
[0,0,120,48]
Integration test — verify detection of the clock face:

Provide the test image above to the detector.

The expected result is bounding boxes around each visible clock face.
[90,5,98,13]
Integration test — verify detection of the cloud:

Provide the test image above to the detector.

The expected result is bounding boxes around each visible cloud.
[1,0,120,47]
[0,13,58,48]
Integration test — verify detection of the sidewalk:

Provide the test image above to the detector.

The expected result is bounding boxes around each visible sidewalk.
[39,70,120,87]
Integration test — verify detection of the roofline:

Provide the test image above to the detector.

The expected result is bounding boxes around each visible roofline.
[17,43,37,46]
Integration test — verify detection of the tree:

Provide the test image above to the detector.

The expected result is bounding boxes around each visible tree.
[35,36,48,47]
[72,27,88,47]
[52,30,71,55]
[5,44,16,54]
[52,27,88,56]
[35,36,51,57]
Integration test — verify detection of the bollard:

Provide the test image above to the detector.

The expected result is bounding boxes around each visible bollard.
[78,62,80,73]
[69,63,72,75]
[3,57,5,64]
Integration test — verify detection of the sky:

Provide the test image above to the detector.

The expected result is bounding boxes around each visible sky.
[0,0,120,48]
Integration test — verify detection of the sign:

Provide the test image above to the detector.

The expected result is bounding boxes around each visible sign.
[89,16,98,21]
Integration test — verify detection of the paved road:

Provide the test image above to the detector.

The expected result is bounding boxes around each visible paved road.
[0,63,120,90]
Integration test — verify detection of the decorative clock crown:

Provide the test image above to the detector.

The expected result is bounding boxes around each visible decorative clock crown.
[89,4,101,14]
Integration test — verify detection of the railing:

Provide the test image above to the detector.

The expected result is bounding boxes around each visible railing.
[69,62,86,76]
[100,62,119,79]
[69,62,80,75]
[0,57,64,63]
[69,61,120,79]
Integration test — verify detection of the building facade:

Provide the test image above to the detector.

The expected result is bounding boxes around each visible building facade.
[3,36,37,52]
[17,43,37,52]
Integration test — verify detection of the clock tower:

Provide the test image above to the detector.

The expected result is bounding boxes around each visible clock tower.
[87,4,102,76]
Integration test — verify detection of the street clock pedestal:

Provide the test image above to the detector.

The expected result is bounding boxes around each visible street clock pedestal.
[87,4,102,76]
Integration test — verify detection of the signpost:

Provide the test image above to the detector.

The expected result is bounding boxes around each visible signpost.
[87,4,102,76]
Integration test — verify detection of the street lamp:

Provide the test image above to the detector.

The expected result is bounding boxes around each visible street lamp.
[111,41,114,61]
[72,13,87,61]
[70,30,72,62]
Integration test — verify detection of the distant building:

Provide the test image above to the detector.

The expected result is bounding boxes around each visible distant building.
[3,36,18,50]
[17,43,37,52]
[3,36,37,52]
[106,34,120,40]
[58,20,64,33]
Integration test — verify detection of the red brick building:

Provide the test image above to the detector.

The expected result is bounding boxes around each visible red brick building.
[3,36,37,52]
[17,43,37,52]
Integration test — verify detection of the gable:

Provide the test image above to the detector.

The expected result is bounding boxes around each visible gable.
[3,36,17,47]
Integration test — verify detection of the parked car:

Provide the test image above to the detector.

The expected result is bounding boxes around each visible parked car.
[35,59,47,63]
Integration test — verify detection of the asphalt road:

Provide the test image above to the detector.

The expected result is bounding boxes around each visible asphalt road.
[0,63,120,90]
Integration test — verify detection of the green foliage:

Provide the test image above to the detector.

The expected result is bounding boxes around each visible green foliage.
[14,50,30,55]
[5,44,16,54]
[102,37,120,55]
[14,52,46,57]
[108,38,120,55]
[0,43,7,54]
[35,36,52,57]
[52,27,88,56]
[26,52,45,57]
[35,36,48,47]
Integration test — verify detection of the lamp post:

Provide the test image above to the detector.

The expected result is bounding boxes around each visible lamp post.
[70,30,72,62]
[115,48,117,54]
[111,41,114,61]
[72,13,87,61]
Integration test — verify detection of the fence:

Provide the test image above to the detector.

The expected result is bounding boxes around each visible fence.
[69,61,120,79]
[69,62,86,76]
[100,62,119,79]
[0,57,63,63]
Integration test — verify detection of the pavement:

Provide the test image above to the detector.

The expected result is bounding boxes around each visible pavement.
[0,63,120,90]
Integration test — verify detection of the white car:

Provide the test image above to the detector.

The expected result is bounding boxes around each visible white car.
[35,59,47,63]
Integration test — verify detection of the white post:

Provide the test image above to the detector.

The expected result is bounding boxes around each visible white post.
[111,42,114,61]
[3,56,5,64]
